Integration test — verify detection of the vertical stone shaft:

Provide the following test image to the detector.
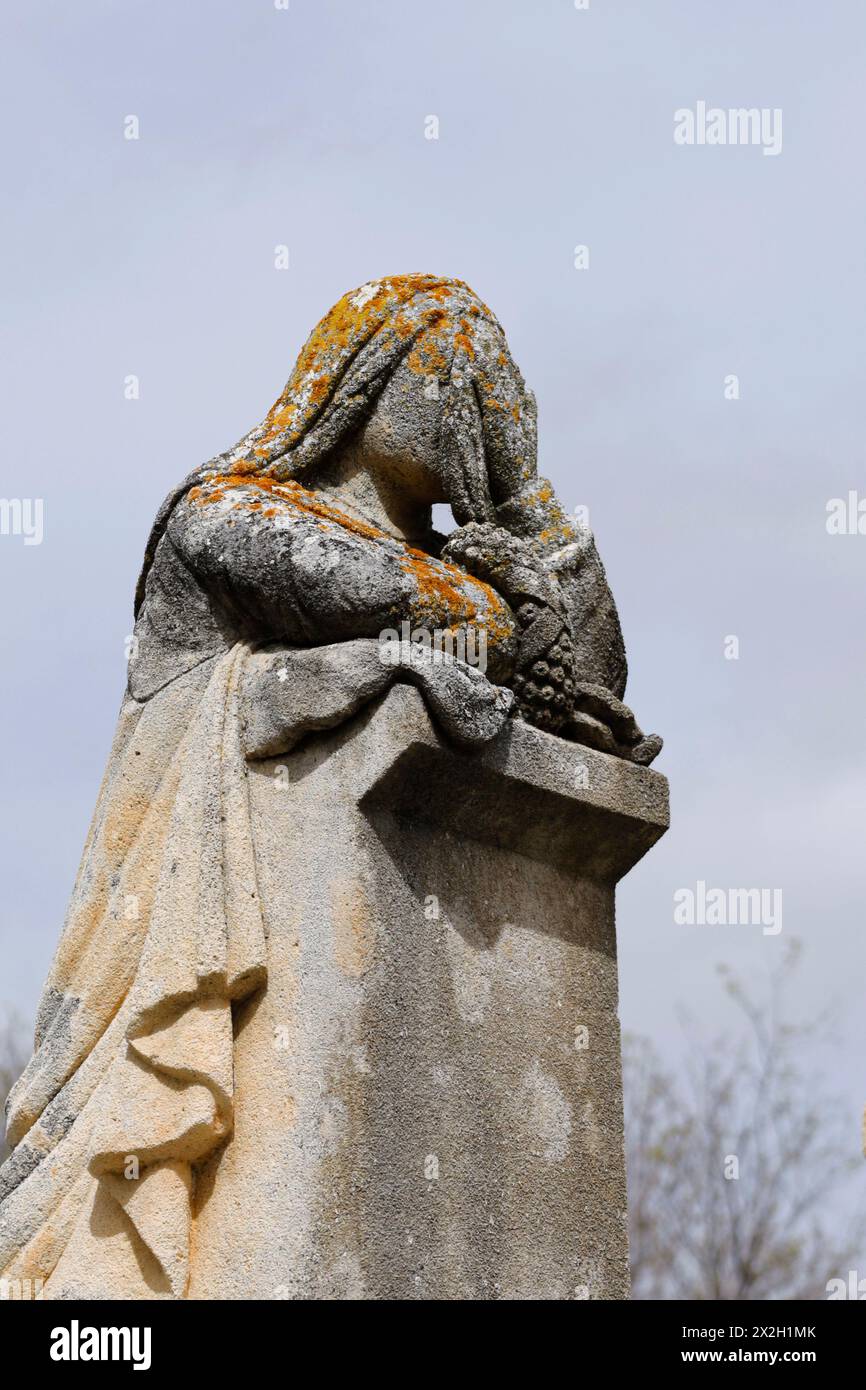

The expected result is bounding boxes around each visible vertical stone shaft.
[191,685,669,1300]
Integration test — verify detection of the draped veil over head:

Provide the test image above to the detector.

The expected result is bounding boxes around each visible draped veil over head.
[136,273,540,616]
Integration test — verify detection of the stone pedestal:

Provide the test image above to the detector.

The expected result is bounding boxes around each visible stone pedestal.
[190,685,669,1300]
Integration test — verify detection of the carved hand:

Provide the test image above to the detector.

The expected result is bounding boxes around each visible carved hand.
[442,522,576,734]
[442,522,662,763]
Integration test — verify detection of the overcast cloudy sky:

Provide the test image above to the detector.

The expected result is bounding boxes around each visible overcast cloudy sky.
[2,0,865,1263]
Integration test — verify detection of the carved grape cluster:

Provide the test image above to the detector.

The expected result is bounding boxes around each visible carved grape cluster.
[441,521,580,735]
[510,602,575,734]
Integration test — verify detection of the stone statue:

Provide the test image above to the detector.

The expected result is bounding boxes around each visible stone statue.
[0,275,665,1300]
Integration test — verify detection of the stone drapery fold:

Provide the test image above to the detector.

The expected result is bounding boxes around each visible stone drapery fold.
[0,644,266,1298]
[0,638,513,1296]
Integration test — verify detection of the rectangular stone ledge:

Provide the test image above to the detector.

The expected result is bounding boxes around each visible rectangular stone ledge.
[356,685,669,884]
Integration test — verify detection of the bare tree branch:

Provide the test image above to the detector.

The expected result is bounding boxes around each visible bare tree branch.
[624,947,866,1300]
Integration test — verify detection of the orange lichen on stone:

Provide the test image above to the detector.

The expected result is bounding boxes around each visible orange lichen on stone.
[268,403,298,430]
[401,545,513,649]
[192,472,389,542]
[190,471,513,648]
[406,318,450,377]
[400,548,478,625]
[454,331,475,359]
[243,274,494,462]
[214,274,513,483]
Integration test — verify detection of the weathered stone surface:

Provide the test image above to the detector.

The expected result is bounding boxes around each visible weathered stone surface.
[190,684,668,1300]
[1,275,666,1299]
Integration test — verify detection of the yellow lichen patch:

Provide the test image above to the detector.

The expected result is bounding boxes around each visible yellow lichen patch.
[191,472,515,649]
[239,274,501,464]
[400,545,514,650]
[268,403,298,430]
[406,317,451,377]
[535,523,576,550]
[400,548,478,627]
[453,330,475,359]
[192,473,390,543]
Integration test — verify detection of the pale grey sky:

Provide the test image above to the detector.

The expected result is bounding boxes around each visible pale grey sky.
[2,0,865,1263]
